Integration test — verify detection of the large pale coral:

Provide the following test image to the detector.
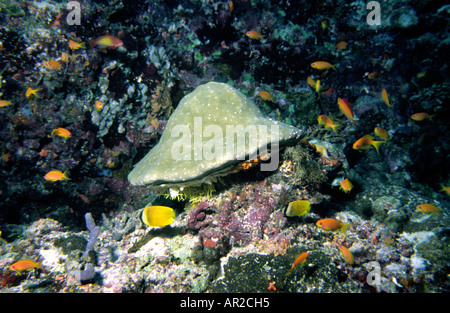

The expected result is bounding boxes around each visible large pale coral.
[128,82,301,187]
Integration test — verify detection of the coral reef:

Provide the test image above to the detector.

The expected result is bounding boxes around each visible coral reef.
[0,0,449,295]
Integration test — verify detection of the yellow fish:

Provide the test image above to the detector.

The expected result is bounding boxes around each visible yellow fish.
[26,87,41,99]
[285,200,311,217]
[374,126,390,141]
[51,127,72,140]
[258,90,274,102]
[382,89,391,107]
[286,251,310,275]
[416,203,441,214]
[44,170,70,181]
[339,178,353,193]
[315,80,321,95]
[352,135,384,154]
[140,205,175,227]
[0,100,12,107]
[89,35,124,49]
[316,218,351,233]
[313,143,329,157]
[311,61,336,70]
[318,114,340,133]
[411,112,433,122]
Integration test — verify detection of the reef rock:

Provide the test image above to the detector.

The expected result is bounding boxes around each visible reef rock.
[128,82,301,187]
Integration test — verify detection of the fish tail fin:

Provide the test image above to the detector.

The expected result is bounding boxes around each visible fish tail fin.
[51,129,56,136]
[34,89,42,98]
[63,170,71,180]
[88,39,96,49]
[332,124,341,133]
[341,223,351,234]
[285,269,292,276]
[430,114,435,122]
[332,64,338,71]
[372,141,384,154]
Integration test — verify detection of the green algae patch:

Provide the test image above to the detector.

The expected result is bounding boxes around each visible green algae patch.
[54,235,88,255]
[283,145,326,185]
[208,248,359,292]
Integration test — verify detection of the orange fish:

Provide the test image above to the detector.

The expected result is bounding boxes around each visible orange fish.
[337,98,356,124]
[335,41,348,50]
[94,100,104,111]
[69,40,85,50]
[323,86,335,96]
[45,60,62,70]
[339,178,353,193]
[311,61,336,70]
[338,245,354,265]
[49,13,62,28]
[258,90,274,102]
[51,127,72,140]
[353,135,384,154]
[416,203,441,214]
[316,218,351,233]
[307,76,316,89]
[286,251,310,275]
[367,71,378,79]
[26,87,41,99]
[382,89,391,107]
[440,185,450,195]
[411,112,433,122]
[89,35,124,49]
[60,52,70,63]
[0,100,12,107]
[44,170,70,181]
[317,115,340,133]
[10,259,41,273]
[374,126,390,141]
[246,30,264,40]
